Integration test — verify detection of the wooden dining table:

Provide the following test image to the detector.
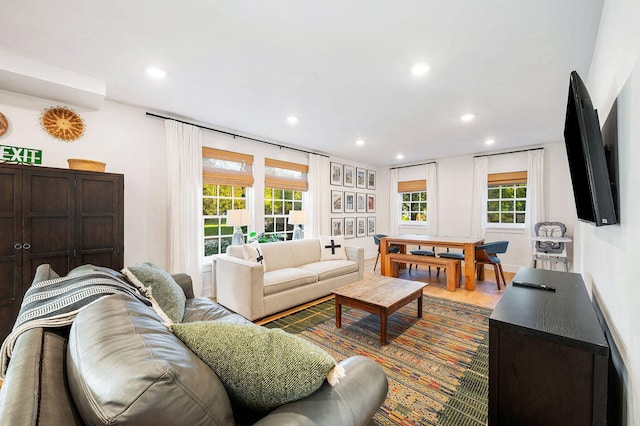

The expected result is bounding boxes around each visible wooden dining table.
[380,234,485,290]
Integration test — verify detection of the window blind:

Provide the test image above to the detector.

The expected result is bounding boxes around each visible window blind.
[264,158,309,191]
[202,147,254,187]
[488,171,527,186]
[398,179,426,192]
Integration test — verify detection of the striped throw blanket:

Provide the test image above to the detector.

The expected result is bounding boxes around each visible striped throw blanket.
[1,269,151,378]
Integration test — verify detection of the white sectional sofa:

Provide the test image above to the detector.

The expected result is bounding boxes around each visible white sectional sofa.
[216,237,364,321]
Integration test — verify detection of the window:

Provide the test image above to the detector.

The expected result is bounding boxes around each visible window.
[264,158,308,241]
[202,148,253,255]
[203,185,246,255]
[398,180,427,222]
[487,171,527,225]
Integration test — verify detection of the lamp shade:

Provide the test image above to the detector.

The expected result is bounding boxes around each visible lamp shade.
[288,210,308,225]
[226,209,251,226]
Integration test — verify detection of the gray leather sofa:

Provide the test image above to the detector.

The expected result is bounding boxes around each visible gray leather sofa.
[0,264,388,425]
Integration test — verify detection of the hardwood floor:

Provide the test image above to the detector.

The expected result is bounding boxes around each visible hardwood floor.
[366,257,512,310]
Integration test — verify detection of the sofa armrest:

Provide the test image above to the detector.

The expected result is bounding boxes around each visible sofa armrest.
[171,273,195,299]
[253,355,388,426]
[215,255,266,321]
[345,246,364,281]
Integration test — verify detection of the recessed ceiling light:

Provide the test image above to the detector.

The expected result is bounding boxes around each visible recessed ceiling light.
[461,113,475,122]
[286,115,299,125]
[396,153,404,160]
[485,139,495,145]
[411,62,431,77]
[356,139,365,146]
[146,67,166,80]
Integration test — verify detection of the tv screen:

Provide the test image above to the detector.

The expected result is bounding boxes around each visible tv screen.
[563,71,617,226]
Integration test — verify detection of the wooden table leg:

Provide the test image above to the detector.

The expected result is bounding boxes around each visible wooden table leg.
[380,311,387,345]
[464,242,481,291]
[417,294,423,318]
[335,297,342,328]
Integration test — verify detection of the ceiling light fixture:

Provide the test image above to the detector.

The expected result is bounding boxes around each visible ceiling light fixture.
[286,116,299,125]
[146,67,166,80]
[356,139,365,146]
[485,139,495,145]
[461,113,475,122]
[396,153,404,160]
[411,62,431,77]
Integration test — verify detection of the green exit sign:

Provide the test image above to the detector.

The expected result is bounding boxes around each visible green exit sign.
[0,145,42,164]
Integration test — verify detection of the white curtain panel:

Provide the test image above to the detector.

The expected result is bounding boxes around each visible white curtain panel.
[165,120,204,296]
[470,156,489,238]
[307,153,330,238]
[526,149,545,263]
[425,162,438,235]
[389,168,399,235]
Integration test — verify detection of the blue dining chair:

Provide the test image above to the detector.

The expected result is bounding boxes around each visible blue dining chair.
[373,234,401,271]
[408,246,436,273]
[436,248,465,279]
[475,240,509,290]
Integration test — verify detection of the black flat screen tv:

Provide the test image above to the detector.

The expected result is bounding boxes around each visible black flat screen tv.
[563,71,617,226]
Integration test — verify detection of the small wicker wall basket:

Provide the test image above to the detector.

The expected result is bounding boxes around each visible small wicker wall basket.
[67,158,106,172]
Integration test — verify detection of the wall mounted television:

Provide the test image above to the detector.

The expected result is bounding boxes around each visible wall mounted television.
[563,71,617,226]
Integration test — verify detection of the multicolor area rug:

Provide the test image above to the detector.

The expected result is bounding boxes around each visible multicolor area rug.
[264,297,491,426]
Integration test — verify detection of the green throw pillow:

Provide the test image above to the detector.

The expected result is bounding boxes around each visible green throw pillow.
[172,322,342,412]
[122,262,186,323]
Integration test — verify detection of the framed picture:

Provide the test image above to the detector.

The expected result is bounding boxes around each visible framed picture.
[356,217,367,237]
[344,217,355,239]
[331,190,343,213]
[367,217,376,236]
[330,162,343,186]
[367,193,376,213]
[344,191,355,213]
[367,169,376,190]
[356,192,366,213]
[331,218,344,236]
[356,167,366,188]
[343,165,354,187]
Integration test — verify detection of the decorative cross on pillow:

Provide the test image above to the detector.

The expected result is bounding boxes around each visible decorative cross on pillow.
[319,236,347,261]
[324,239,342,255]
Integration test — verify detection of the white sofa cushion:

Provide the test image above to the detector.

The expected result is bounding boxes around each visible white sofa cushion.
[264,268,318,296]
[299,260,359,281]
[319,236,347,261]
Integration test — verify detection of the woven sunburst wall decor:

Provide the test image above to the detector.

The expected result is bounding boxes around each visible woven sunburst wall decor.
[40,106,85,141]
[0,112,8,137]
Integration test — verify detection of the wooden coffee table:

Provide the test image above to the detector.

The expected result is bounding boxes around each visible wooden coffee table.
[332,276,427,345]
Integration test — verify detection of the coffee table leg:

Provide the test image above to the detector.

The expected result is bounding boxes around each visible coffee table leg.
[380,311,387,345]
[335,297,342,328]
[417,294,423,318]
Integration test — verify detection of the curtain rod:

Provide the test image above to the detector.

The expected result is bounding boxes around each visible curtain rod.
[146,112,330,158]
[474,147,544,158]
[389,161,436,170]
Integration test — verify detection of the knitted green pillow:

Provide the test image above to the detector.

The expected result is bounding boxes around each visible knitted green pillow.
[122,262,186,323]
[171,322,345,412]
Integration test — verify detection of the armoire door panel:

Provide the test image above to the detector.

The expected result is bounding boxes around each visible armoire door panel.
[29,217,72,254]
[80,217,114,248]
[0,303,18,344]
[78,178,115,213]
[26,174,72,214]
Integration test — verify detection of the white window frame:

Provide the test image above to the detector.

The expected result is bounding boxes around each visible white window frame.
[399,190,427,224]
[263,187,305,241]
[203,184,248,257]
[486,182,527,229]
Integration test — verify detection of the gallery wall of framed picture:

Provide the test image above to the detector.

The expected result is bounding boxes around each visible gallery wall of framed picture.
[329,161,377,238]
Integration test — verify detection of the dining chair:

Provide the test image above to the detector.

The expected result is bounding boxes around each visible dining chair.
[436,248,465,280]
[408,246,436,273]
[475,240,509,290]
[373,234,401,271]
[532,221,569,271]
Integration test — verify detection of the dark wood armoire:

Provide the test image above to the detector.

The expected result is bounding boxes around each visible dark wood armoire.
[0,163,124,341]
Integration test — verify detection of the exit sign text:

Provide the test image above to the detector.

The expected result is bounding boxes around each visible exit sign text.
[0,145,43,164]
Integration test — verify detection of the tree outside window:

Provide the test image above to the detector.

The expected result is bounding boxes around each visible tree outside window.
[401,191,427,222]
[203,184,246,256]
[264,188,304,241]
[487,184,527,224]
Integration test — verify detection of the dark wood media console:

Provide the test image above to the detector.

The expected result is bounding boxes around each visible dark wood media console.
[489,267,609,425]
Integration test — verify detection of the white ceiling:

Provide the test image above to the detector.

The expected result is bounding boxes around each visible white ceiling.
[0,0,604,166]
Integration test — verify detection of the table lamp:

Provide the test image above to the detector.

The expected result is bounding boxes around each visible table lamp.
[288,210,307,240]
[226,209,251,245]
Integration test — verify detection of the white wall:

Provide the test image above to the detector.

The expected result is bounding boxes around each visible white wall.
[0,90,168,269]
[581,0,640,422]
[378,143,575,272]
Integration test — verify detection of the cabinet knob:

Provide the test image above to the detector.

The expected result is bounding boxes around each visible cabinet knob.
[14,243,22,250]
[23,243,31,250]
